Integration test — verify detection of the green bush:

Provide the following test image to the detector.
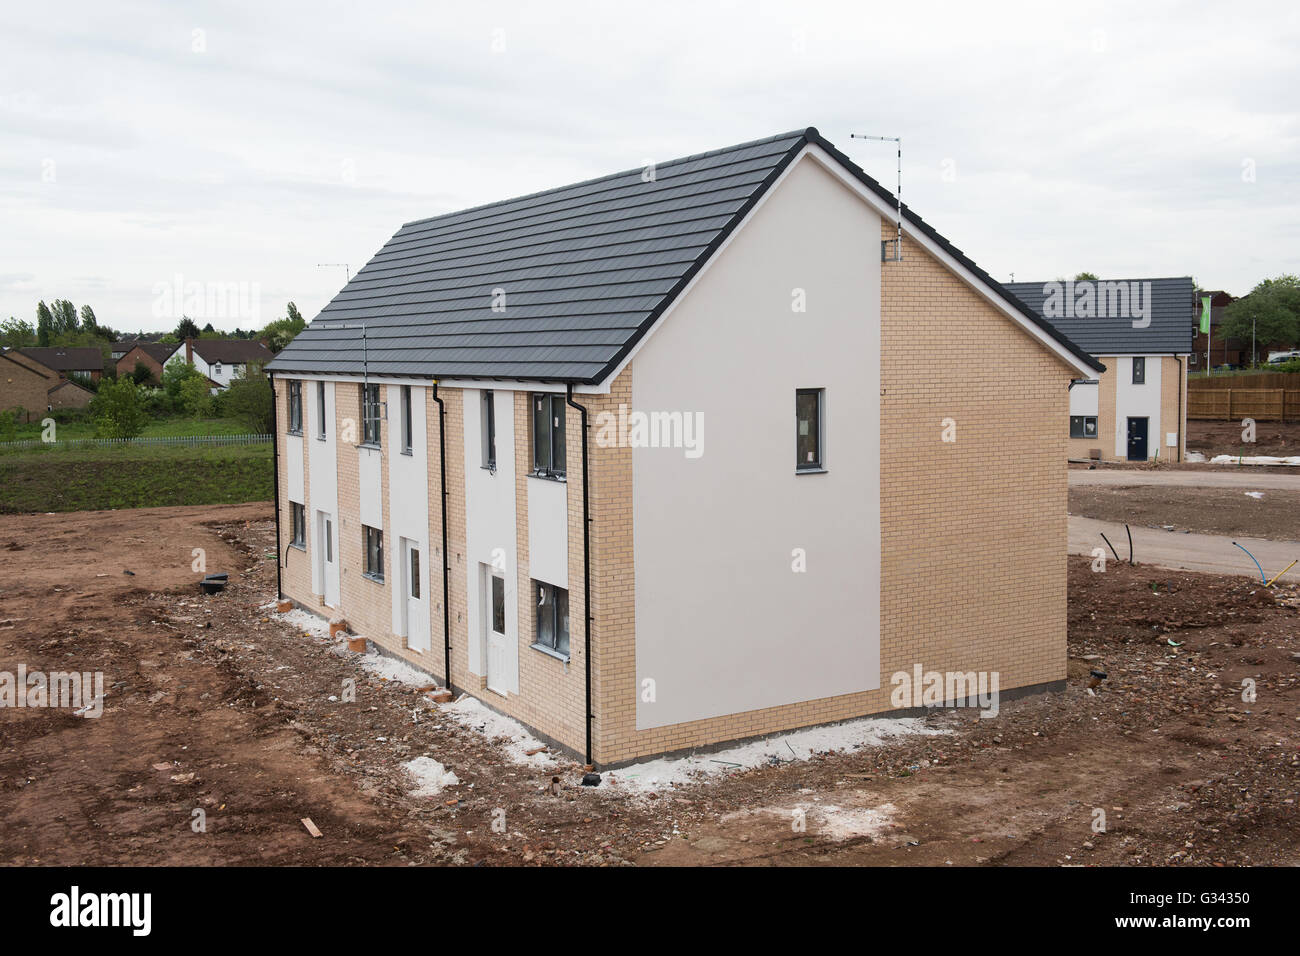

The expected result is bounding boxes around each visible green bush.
[222,366,272,434]
[139,386,177,417]
[178,375,214,419]
[89,377,149,439]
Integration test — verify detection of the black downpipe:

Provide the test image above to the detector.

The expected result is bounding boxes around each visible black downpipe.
[270,372,283,600]
[432,382,452,690]
[565,385,593,766]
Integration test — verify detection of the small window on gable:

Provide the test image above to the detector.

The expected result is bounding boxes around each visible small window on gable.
[401,384,413,454]
[796,388,824,472]
[290,501,305,547]
[362,383,382,445]
[531,393,565,479]
[1132,357,1146,385]
[482,390,497,470]
[363,525,383,580]
[287,380,302,434]
[317,381,327,439]
[532,581,569,658]
[214,361,222,377]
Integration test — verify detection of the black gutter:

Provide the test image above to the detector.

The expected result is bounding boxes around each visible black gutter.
[432,382,452,690]
[269,372,283,601]
[565,385,593,765]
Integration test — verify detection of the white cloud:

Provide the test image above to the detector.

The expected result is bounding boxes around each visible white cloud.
[1,0,1296,331]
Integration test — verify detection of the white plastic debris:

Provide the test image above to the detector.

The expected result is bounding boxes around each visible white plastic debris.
[402,757,460,796]
[1210,454,1300,467]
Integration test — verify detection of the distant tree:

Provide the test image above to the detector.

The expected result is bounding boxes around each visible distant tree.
[1074,272,1099,281]
[50,299,78,334]
[158,333,179,345]
[89,377,148,439]
[178,375,214,419]
[1222,275,1300,365]
[162,359,205,399]
[201,322,216,335]
[36,301,54,346]
[130,359,155,386]
[0,317,36,349]
[261,301,307,353]
[223,363,272,433]
[79,304,99,333]
[175,316,200,340]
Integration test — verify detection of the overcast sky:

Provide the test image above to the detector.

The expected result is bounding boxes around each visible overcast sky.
[2,0,1297,334]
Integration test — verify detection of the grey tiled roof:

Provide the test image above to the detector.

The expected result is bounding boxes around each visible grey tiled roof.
[1004,277,1196,358]
[189,338,272,365]
[270,128,1103,383]
[17,347,103,372]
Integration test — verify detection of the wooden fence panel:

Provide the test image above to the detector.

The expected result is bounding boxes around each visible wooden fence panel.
[1186,388,1299,421]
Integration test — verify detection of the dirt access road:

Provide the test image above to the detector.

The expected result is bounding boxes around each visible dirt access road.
[1069,467,1300,551]
[1,504,1297,866]
[1070,517,1300,579]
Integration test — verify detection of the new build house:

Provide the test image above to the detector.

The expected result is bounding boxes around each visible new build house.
[1005,278,1195,462]
[267,128,1102,767]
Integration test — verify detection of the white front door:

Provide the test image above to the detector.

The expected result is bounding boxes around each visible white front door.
[403,538,430,652]
[318,511,339,607]
[485,568,509,695]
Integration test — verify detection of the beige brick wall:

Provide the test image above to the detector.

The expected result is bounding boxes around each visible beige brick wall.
[1160,355,1186,463]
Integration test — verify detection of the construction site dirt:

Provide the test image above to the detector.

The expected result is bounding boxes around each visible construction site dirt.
[1,504,1296,866]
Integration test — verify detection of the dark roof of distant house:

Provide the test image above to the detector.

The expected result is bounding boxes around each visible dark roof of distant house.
[1,350,54,378]
[1003,278,1197,357]
[17,347,103,372]
[120,342,179,363]
[190,339,272,364]
[48,378,94,396]
[269,127,1102,382]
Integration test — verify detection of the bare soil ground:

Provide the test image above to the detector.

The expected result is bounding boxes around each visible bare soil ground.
[1069,484,1300,541]
[1187,419,1300,459]
[2,505,1297,866]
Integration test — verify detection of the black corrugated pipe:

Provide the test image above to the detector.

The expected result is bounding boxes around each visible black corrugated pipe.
[270,372,283,600]
[432,381,452,690]
[565,385,593,766]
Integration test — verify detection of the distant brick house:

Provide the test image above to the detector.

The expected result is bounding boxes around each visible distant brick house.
[14,347,103,382]
[267,127,1102,767]
[115,342,181,383]
[1,350,94,421]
